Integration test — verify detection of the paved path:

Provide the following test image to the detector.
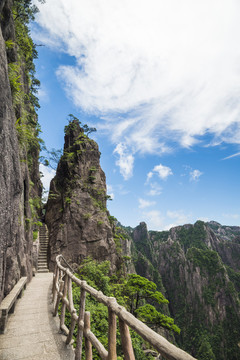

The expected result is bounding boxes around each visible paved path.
[0,273,75,360]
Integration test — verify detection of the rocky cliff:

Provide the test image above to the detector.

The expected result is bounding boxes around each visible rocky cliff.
[0,0,42,302]
[45,120,118,271]
[130,220,240,360]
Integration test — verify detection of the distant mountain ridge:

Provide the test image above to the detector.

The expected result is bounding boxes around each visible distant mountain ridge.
[126,220,240,360]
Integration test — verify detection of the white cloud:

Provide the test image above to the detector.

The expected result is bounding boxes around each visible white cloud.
[37,87,49,102]
[142,208,191,230]
[147,182,162,196]
[143,210,164,230]
[146,171,153,183]
[190,169,203,181]
[34,0,240,153]
[39,164,56,192]
[146,164,173,183]
[138,198,156,209]
[164,210,192,230]
[107,184,114,200]
[153,164,173,180]
[113,143,134,180]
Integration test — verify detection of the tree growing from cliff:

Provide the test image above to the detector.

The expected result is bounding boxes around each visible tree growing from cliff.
[65,114,97,136]
[40,115,97,170]
[113,274,180,334]
[13,0,45,23]
[40,145,62,170]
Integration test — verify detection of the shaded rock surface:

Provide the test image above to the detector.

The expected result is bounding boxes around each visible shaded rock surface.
[45,121,118,271]
[0,0,41,302]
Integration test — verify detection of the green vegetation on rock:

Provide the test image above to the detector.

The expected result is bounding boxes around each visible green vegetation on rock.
[62,259,179,359]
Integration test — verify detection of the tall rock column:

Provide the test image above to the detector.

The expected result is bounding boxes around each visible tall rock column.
[45,121,117,271]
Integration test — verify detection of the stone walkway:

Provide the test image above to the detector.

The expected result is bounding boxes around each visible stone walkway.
[0,273,75,360]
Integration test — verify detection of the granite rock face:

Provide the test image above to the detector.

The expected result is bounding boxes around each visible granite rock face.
[45,121,118,271]
[0,0,41,302]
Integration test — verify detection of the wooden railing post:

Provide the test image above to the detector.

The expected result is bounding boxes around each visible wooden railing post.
[119,318,135,360]
[52,266,59,306]
[84,311,92,360]
[75,281,87,360]
[66,277,77,345]
[60,274,68,329]
[108,297,117,360]
[54,278,64,317]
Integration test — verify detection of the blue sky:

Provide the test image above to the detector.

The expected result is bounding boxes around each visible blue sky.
[32,0,240,230]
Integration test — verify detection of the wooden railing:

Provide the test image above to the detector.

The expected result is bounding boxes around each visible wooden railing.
[53,255,197,360]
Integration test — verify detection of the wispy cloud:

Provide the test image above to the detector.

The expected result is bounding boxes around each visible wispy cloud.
[37,87,49,102]
[142,209,191,230]
[138,198,156,209]
[34,0,240,154]
[189,169,203,182]
[222,151,240,160]
[147,182,162,196]
[113,143,134,180]
[222,213,239,219]
[143,210,164,230]
[164,210,192,230]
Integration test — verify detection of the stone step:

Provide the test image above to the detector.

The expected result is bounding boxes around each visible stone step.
[38,223,49,273]
[38,264,48,268]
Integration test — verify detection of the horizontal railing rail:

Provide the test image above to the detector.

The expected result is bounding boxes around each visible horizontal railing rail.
[53,254,197,360]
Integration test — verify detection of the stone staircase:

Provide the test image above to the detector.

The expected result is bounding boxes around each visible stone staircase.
[38,224,49,273]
